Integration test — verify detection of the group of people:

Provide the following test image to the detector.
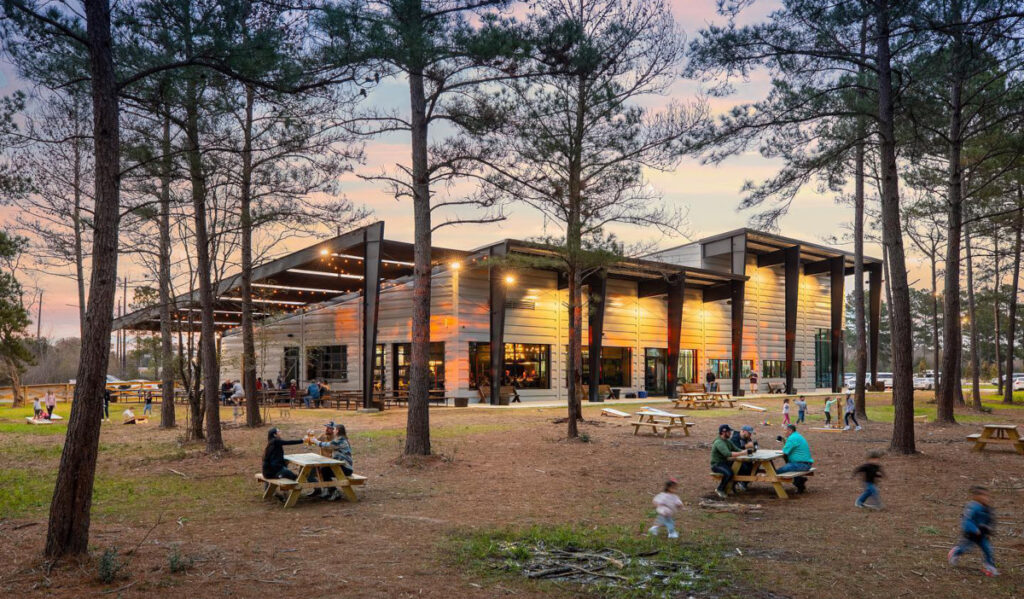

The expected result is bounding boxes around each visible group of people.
[31,391,58,420]
[647,419,1001,578]
[261,420,354,502]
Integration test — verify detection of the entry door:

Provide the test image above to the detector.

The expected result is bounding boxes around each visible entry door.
[644,349,667,395]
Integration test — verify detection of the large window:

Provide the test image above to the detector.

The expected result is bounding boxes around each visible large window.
[469,343,551,389]
[282,346,299,383]
[373,344,385,390]
[393,343,445,390]
[678,349,697,384]
[576,346,633,387]
[708,359,753,379]
[306,345,347,381]
[763,360,801,379]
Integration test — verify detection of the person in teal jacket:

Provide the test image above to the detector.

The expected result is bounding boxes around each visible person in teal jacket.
[775,424,813,493]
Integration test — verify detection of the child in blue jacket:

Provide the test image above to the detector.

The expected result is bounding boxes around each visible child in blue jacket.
[948,486,998,576]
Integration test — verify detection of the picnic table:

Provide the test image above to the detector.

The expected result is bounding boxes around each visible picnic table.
[631,408,694,438]
[256,452,366,508]
[706,392,736,407]
[671,392,715,409]
[966,424,1023,454]
[713,449,814,499]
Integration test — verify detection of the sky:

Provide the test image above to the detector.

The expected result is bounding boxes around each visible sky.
[0,0,892,340]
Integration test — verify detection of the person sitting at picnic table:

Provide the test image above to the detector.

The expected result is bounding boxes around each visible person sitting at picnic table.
[230,380,245,419]
[310,421,354,501]
[44,391,57,419]
[303,380,321,408]
[122,407,137,424]
[318,380,331,403]
[730,425,758,490]
[775,424,814,494]
[221,380,233,404]
[706,370,718,392]
[256,377,263,391]
[262,427,304,483]
[711,424,750,499]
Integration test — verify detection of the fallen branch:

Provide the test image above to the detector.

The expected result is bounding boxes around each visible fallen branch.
[101,581,136,595]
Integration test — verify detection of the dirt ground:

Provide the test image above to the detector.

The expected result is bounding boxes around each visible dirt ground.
[0,394,1022,598]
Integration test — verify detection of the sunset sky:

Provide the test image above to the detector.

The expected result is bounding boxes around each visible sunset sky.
[0,0,894,340]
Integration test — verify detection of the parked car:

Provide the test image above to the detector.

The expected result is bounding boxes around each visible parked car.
[913,375,936,390]
[874,372,894,390]
[1014,378,1024,392]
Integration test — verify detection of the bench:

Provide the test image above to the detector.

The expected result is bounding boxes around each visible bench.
[776,469,816,479]
[681,383,705,394]
[255,472,367,503]
[766,381,785,394]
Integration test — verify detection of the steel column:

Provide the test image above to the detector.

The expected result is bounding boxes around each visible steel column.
[830,256,845,393]
[784,245,800,394]
[666,274,685,399]
[361,222,384,408]
[731,280,745,395]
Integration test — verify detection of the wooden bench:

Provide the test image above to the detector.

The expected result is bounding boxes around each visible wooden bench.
[255,472,367,504]
[776,469,816,480]
[681,383,705,394]
[766,381,785,394]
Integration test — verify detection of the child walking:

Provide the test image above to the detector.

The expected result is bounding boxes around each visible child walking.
[823,396,836,426]
[781,398,791,426]
[948,486,998,576]
[648,480,683,539]
[853,450,884,509]
[795,396,807,424]
[843,394,862,431]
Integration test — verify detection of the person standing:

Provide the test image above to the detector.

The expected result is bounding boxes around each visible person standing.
[705,370,717,393]
[32,396,43,419]
[776,424,814,493]
[782,398,791,426]
[948,486,998,577]
[44,391,57,419]
[711,424,748,499]
[748,370,758,395]
[648,479,683,539]
[102,388,111,422]
[823,396,836,427]
[842,394,862,431]
[143,391,153,416]
[854,450,884,509]
[795,396,807,424]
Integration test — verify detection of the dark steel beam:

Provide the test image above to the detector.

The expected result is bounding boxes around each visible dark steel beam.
[488,243,508,405]
[804,258,835,276]
[637,278,668,298]
[830,256,845,392]
[784,245,800,394]
[731,280,745,396]
[868,262,882,386]
[666,274,685,399]
[361,222,384,409]
[586,270,608,402]
[702,283,732,303]
[757,247,789,268]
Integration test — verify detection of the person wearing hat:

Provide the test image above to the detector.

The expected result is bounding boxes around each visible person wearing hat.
[311,422,354,501]
[711,424,749,499]
[262,427,304,485]
[775,424,814,493]
[730,425,759,490]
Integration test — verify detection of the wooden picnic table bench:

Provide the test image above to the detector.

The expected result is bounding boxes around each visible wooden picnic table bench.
[671,392,711,409]
[631,409,694,438]
[710,449,814,499]
[706,392,736,407]
[256,452,366,508]
[967,424,1023,454]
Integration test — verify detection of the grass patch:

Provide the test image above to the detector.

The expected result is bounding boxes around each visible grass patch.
[450,525,737,598]
[0,467,251,520]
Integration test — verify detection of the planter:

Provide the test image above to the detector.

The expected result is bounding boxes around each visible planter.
[454,396,469,408]
[497,396,510,406]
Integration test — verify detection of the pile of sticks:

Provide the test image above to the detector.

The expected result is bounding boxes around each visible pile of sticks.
[501,542,699,588]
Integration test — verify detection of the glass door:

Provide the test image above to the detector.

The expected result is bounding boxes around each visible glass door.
[815,329,831,389]
[644,349,667,395]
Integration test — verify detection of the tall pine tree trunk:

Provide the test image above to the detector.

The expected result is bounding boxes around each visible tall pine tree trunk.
[1004,203,1022,405]
[45,0,120,558]
[73,111,87,336]
[965,225,981,409]
[240,84,261,428]
[184,67,224,453]
[404,59,432,456]
[930,255,939,387]
[852,12,868,420]
[566,264,583,438]
[875,0,915,453]
[159,110,176,428]
[993,234,1002,396]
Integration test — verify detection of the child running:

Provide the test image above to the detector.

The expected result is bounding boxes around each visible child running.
[853,450,884,509]
[948,486,998,576]
[781,398,791,426]
[648,479,683,539]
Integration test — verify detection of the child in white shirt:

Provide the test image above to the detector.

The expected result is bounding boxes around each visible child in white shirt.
[648,480,683,539]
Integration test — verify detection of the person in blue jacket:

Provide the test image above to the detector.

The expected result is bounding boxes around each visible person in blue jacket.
[948,486,998,576]
[775,424,813,493]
